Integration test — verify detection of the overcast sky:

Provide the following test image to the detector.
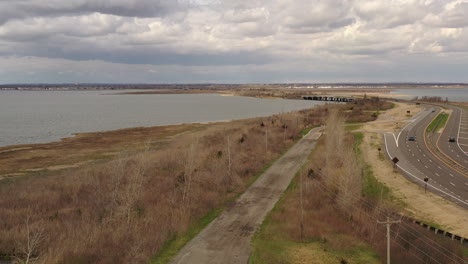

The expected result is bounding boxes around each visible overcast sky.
[1,0,467,84]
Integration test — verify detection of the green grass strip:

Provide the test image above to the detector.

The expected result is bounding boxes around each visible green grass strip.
[150,207,222,264]
[300,125,320,136]
[352,133,393,202]
[426,113,449,133]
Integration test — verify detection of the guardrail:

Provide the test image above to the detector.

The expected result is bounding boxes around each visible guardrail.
[408,218,467,245]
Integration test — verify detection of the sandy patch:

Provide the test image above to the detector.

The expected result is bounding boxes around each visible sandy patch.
[47,160,93,171]
[0,172,25,180]
[360,102,423,133]
[352,93,412,98]
[0,147,32,154]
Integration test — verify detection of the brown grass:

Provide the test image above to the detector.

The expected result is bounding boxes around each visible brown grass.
[0,123,205,177]
[0,100,395,263]
[0,106,333,264]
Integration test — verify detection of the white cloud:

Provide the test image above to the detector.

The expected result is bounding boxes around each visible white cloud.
[0,0,467,83]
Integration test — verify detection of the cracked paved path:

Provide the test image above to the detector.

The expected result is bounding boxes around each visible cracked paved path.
[170,127,322,264]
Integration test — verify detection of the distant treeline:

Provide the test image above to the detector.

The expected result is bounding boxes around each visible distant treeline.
[413,96,449,102]
[1,83,467,91]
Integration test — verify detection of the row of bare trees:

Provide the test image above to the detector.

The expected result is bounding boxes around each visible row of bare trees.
[323,109,362,214]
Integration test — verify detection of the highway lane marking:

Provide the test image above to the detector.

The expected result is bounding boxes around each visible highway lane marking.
[384,134,468,207]
[424,165,428,168]
[417,159,420,162]
[438,166,442,169]
[459,137,468,139]
[450,182,456,187]
[458,108,468,159]
[459,143,468,147]
[435,173,440,176]
[465,183,468,186]
[412,153,414,156]
[391,111,428,148]
[450,173,454,177]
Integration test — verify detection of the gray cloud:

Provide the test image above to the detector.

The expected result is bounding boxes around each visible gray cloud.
[0,0,467,83]
[0,0,184,25]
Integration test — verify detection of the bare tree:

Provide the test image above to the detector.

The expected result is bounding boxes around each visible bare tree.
[323,109,345,189]
[15,215,44,264]
[300,167,305,242]
[227,135,232,179]
[323,109,362,214]
[336,151,362,215]
[122,159,146,225]
[183,137,199,207]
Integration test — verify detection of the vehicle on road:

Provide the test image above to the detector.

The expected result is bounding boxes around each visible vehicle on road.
[408,136,416,141]
[449,137,456,142]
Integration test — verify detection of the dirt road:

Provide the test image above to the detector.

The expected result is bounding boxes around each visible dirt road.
[169,128,322,264]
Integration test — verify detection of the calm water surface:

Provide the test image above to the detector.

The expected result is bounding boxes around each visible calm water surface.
[0,91,323,147]
[390,88,468,102]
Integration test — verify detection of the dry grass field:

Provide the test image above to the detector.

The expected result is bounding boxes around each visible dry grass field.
[0,98,396,264]
[1,105,330,263]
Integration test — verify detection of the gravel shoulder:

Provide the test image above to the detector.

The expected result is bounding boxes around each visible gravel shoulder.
[169,128,322,264]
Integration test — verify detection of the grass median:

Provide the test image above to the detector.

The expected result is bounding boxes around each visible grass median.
[426,112,449,133]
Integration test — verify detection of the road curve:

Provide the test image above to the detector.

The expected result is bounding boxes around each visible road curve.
[169,127,322,264]
[384,106,468,209]
[438,105,468,169]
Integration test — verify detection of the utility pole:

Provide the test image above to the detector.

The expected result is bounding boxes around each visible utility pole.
[227,136,231,176]
[377,217,401,264]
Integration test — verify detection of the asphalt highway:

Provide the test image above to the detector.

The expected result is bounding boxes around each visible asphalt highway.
[384,106,468,209]
[438,105,468,169]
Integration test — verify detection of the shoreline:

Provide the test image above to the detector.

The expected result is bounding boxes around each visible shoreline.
[0,118,236,150]
[0,122,210,178]
[0,106,313,178]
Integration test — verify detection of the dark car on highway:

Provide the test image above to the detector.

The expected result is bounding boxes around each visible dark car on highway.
[408,136,416,141]
[449,137,456,142]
